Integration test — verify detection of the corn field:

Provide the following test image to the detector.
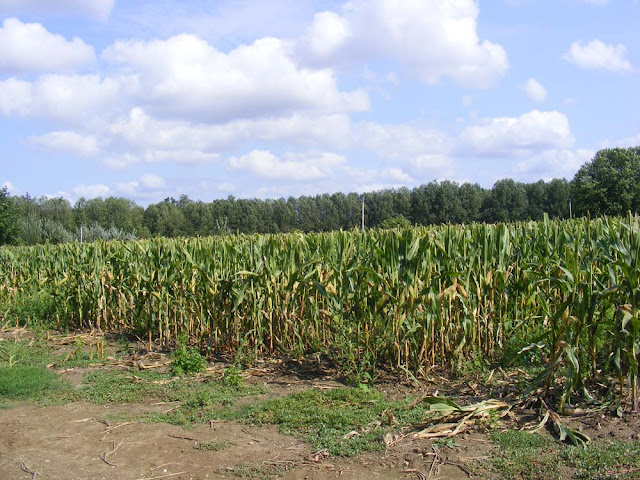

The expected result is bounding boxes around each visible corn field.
[1,215,639,408]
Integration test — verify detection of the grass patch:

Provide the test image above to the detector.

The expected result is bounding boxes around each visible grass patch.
[487,430,561,480]
[219,462,284,479]
[218,387,429,456]
[486,429,640,480]
[562,440,640,479]
[0,339,55,367]
[77,368,263,426]
[194,440,230,451]
[0,366,68,404]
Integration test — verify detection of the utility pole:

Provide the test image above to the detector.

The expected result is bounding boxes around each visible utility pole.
[569,199,572,219]
[361,195,365,230]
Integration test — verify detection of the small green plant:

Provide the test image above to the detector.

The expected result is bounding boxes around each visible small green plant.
[194,440,229,451]
[171,336,206,376]
[433,438,460,449]
[222,365,244,388]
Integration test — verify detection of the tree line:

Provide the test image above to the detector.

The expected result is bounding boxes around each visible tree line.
[1,147,638,245]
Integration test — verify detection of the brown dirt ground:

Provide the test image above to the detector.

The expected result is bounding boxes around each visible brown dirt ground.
[1,328,639,480]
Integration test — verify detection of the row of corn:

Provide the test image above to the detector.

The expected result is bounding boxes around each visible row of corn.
[1,215,639,407]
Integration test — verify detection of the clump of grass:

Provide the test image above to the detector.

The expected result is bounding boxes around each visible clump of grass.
[562,440,640,479]
[219,387,429,456]
[487,430,560,480]
[485,429,640,480]
[194,440,229,451]
[218,462,284,479]
[0,366,67,403]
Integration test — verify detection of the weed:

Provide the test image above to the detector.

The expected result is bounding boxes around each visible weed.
[219,462,284,479]
[0,366,68,403]
[220,387,430,456]
[562,440,640,479]
[0,339,54,367]
[487,430,560,480]
[2,291,58,329]
[171,336,206,376]
[433,437,461,449]
[221,365,244,388]
[194,440,229,451]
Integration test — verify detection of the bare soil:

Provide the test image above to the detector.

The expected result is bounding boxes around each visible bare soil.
[1,328,639,480]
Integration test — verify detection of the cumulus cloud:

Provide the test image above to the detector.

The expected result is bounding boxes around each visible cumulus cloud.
[0,0,114,20]
[229,150,346,181]
[0,18,95,74]
[108,108,351,154]
[523,78,547,103]
[380,168,414,183]
[296,0,509,88]
[0,74,129,122]
[28,131,99,156]
[139,174,166,189]
[353,122,452,159]
[516,148,594,179]
[102,34,369,122]
[143,150,219,164]
[460,110,575,156]
[71,183,110,199]
[2,180,17,194]
[564,40,632,72]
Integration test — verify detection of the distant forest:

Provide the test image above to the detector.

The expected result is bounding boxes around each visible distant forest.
[8,178,570,243]
[2,146,639,245]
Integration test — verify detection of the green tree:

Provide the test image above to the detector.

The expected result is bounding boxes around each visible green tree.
[483,179,529,222]
[0,187,17,245]
[571,147,640,217]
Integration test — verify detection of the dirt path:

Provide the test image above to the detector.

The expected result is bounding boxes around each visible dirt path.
[0,402,480,480]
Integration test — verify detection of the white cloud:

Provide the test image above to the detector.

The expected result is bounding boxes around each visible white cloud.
[28,131,99,156]
[411,154,454,173]
[353,122,451,159]
[103,153,139,169]
[2,180,17,194]
[143,150,219,164]
[102,34,369,122]
[0,18,95,74]
[583,0,611,5]
[0,74,129,122]
[460,110,575,156]
[229,150,346,181]
[380,168,414,183]
[301,11,352,62]
[139,174,166,189]
[72,183,111,199]
[0,78,32,115]
[516,148,594,179]
[108,108,352,157]
[523,78,547,103]
[564,39,632,72]
[0,0,114,20]
[295,0,509,88]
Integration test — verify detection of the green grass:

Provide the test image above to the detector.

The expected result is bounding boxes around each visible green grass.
[487,430,560,480]
[562,441,640,479]
[485,430,640,480]
[0,366,69,404]
[194,440,230,451]
[218,463,284,479]
[217,387,429,456]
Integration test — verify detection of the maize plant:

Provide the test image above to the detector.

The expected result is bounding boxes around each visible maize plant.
[0,215,639,408]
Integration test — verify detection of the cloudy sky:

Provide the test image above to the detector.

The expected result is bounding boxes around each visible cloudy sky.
[0,0,638,205]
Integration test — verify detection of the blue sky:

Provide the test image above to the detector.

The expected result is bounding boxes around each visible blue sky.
[0,0,638,205]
